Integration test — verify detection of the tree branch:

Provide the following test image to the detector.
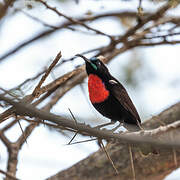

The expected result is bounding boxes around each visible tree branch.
[0,94,180,149]
[0,169,19,180]
[37,0,113,39]
[0,0,16,20]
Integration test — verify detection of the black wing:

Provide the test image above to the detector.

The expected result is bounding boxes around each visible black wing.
[108,79,141,124]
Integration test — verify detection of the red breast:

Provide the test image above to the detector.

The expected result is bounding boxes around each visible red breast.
[88,74,109,103]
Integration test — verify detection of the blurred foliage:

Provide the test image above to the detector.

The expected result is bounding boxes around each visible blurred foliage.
[122,51,142,88]
[119,50,155,88]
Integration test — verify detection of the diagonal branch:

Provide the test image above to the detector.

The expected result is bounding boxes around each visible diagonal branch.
[0,52,62,123]
[32,51,61,97]
[37,0,113,39]
[0,0,16,20]
[1,94,180,149]
[0,169,19,180]
[0,130,11,150]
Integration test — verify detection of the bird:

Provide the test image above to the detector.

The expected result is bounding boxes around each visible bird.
[76,54,142,132]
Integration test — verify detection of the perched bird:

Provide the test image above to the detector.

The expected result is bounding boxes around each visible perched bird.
[76,54,142,131]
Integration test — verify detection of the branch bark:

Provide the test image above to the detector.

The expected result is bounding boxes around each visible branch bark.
[1,94,180,148]
[47,102,180,180]
[0,0,16,20]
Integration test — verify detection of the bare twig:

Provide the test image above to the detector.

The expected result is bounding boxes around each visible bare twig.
[144,32,180,40]
[32,51,61,97]
[173,148,177,167]
[2,119,18,132]
[37,0,113,39]
[17,123,36,148]
[0,0,16,20]
[68,131,79,145]
[100,140,119,175]
[21,10,62,29]
[17,118,28,145]
[68,138,98,145]
[0,169,19,180]
[0,130,11,150]
[68,108,79,144]
[117,3,171,43]
[21,10,107,35]
[23,117,76,133]
[0,87,20,100]
[138,0,143,17]
[137,40,180,46]
[129,144,136,180]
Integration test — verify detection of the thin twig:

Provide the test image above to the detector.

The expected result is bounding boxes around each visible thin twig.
[0,87,21,100]
[129,144,136,180]
[137,40,180,46]
[21,10,60,29]
[0,130,11,149]
[68,131,79,145]
[116,2,173,44]
[0,169,19,180]
[138,0,143,17]
[21,10,104,35]
[173,148,177,167]
[68,108,78,126]
[2,119,18,132]
[0,0,16,20]
[23,118,76,133]
[17,119,28,145]
[170,132,178,167]
[68,138,98,145]
[37,0,113,39]
[100,140,119,175]
[144,32,180,39]
[68,108,79,144]
[32,51,61,97]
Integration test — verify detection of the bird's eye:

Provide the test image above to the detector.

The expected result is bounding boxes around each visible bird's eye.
[97,61,101,65]
[95,61,101,67]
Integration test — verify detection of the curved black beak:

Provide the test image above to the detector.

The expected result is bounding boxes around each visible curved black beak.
[75,54,91,63]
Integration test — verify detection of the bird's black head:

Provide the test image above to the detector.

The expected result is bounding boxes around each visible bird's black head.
[76,54,110,78]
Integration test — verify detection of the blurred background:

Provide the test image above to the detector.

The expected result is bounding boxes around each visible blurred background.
[0,0,180,179]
